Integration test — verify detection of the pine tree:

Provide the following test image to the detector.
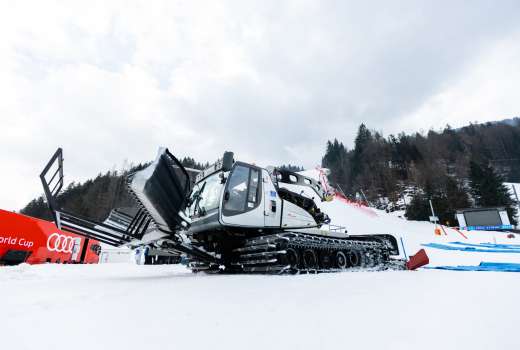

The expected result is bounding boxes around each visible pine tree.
[405,191,430,221]
[322,139,350,192]
[20,196,53,220]
[469,161,518,225]
[444,177,471,223]
[405,176,471,225]
[351,124,372,181]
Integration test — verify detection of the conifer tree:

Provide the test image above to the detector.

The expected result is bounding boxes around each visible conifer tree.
[322,139,350,192]
[351,124,372,181]
[405,191,430,221]
[469,161,518,225]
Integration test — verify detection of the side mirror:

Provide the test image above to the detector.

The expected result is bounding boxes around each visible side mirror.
[222,152,234,171]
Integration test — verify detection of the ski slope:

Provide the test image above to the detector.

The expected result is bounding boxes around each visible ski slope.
[1,263,520,350]
[1,169,520,350]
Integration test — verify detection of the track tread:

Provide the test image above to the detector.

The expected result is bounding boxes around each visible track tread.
[225,232,404,274]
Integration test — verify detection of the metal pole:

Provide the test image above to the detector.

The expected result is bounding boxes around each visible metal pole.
[400,236,408,260]
[429,199,438,227]
[359,189,370,207]
[337,184,347,198]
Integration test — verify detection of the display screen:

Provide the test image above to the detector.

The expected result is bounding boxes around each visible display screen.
[464,210,502,227]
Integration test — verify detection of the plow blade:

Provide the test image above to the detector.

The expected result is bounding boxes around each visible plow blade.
[127,148,192,234]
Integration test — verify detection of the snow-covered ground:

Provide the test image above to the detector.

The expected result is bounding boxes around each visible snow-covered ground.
[2,169,520,350]
[505,182,520,225]
[1,263,520,350]
[504,182,520,203]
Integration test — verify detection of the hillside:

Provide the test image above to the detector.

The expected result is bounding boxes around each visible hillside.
[322,119,520,225]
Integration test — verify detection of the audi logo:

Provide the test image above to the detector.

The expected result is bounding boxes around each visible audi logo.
[47,233,75,253]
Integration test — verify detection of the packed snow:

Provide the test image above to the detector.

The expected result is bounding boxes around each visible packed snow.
[2,168,520,350]
[1,263,519,350]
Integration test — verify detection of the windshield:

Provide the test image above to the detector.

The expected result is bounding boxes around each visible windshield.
[189,172,224,217]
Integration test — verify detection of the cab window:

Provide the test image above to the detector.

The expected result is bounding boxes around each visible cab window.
[189,172,223,217]
[223,165,261,215]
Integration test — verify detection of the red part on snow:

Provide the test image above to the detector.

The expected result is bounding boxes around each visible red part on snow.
[333,192,378,217]
[452,227,468,239]
[0,209,100,265]
[406,249,429,270]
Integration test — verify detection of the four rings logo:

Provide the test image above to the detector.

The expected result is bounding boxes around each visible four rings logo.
[47,233,76,253]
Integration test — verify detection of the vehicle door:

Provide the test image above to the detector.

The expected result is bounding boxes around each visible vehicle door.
[220,163,265,227]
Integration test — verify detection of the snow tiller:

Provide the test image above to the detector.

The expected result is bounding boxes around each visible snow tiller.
[40,147,428,273]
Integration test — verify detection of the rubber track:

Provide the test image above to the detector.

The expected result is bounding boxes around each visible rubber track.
[232,232,405,274]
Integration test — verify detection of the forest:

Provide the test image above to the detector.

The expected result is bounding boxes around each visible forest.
[322,118,520,225]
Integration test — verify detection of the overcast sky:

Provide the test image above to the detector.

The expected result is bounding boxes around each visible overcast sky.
[1,0,520,211]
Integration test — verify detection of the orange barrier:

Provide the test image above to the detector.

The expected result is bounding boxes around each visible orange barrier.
[406,249,429,270]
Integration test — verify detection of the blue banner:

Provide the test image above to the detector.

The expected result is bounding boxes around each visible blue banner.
[462,224,513,231]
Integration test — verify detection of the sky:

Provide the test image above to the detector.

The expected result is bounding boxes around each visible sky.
[1,0,520,211]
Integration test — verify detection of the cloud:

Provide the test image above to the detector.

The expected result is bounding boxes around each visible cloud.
[398,29,520,133]
[0,1,520,210]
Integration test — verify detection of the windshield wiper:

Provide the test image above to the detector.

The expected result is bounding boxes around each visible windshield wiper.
[192,182,206,216]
